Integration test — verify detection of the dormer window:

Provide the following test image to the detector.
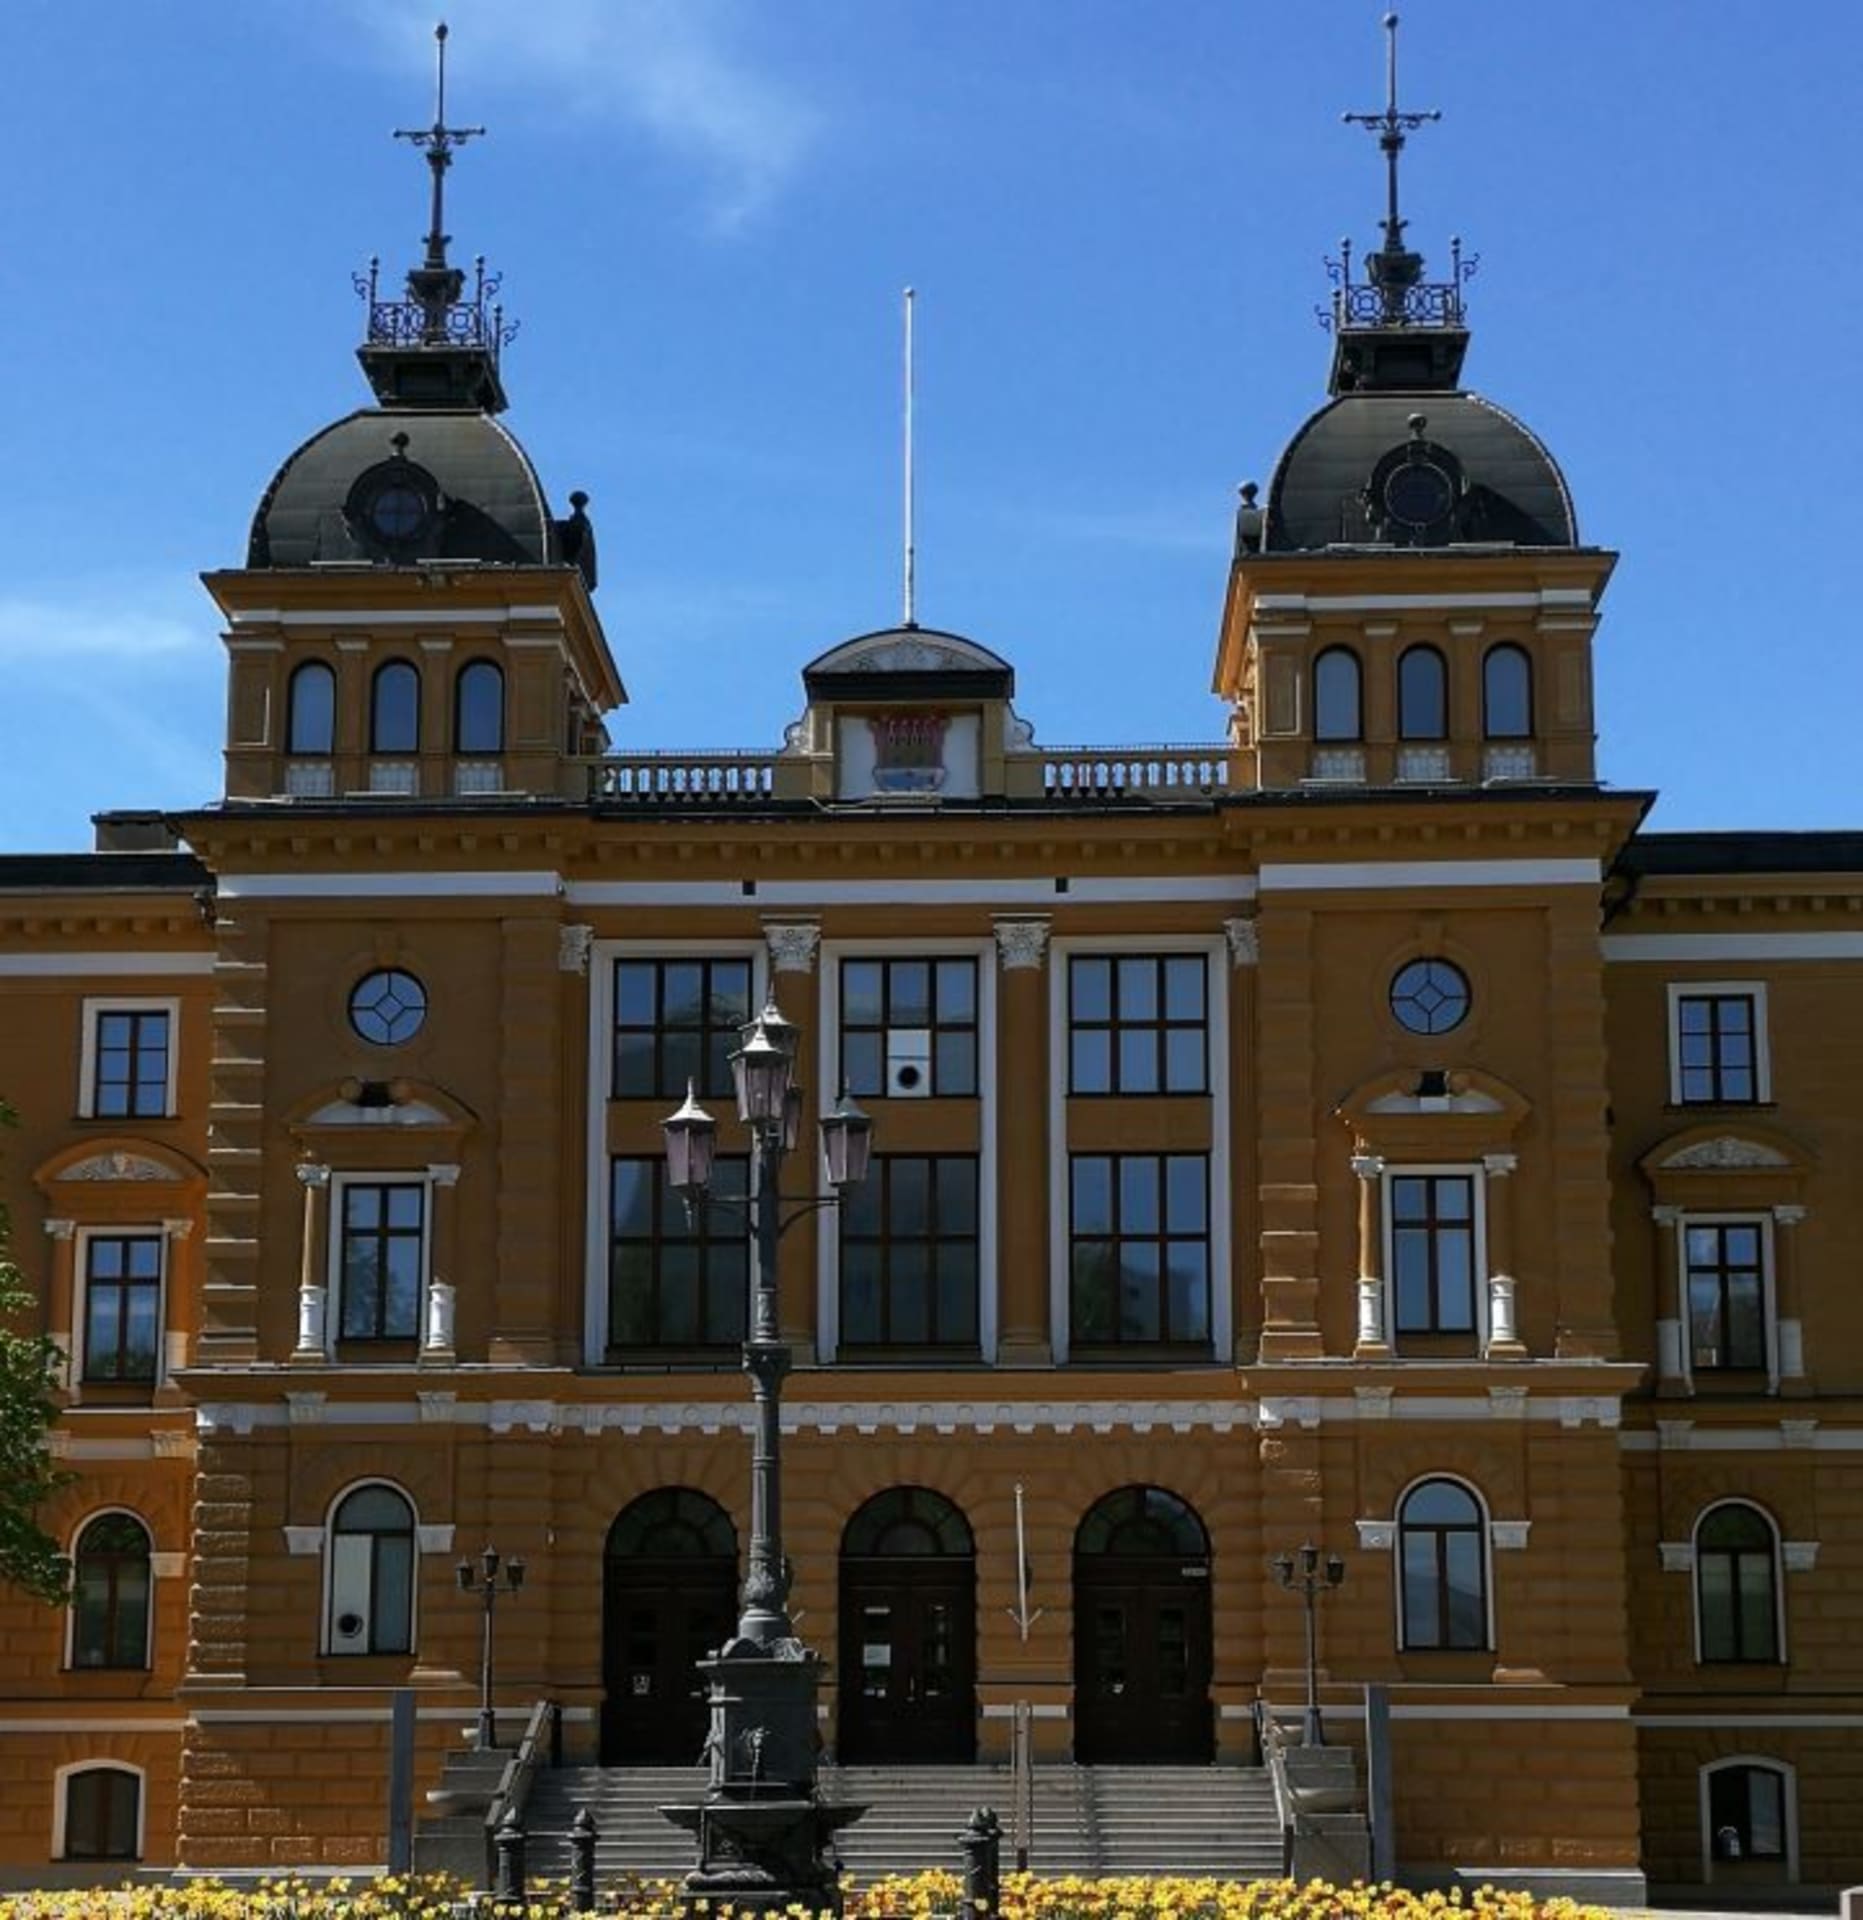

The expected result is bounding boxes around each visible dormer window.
[346,456,439,557]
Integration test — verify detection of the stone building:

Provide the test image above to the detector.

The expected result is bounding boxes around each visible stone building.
[1,30,1860,1904]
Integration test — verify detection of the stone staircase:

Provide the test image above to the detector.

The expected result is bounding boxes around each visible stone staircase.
[519,1763,1286,1884]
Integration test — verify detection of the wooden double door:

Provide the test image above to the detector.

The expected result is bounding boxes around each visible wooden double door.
[601,1559,737,1765]
[838,1559,977,1762]
[1073,1556,1214,1762]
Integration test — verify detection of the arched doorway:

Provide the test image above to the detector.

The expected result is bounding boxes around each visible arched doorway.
[1073,1486,1213,1763]
[602,1489,738,1765]
[838,1488,977,1763]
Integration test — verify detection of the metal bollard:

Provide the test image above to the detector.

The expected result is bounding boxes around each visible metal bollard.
[958,1806,1003,1920]
[569,1805,599,1914]
[493,1806,528,1908]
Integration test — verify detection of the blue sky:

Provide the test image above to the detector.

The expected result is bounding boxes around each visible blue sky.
[2,1,1857,851]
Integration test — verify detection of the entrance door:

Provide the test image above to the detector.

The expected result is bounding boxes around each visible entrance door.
[837,1488,978,1763]
[602,1489,738,1766]
[1073,1486,1214,1763]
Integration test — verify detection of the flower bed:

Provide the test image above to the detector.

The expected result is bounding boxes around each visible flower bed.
[0,1874,1616,1920]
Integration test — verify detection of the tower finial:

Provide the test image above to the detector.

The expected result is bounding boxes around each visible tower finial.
[1342,11,1440,274]
[395,22,486,280]
[902,286,917,629]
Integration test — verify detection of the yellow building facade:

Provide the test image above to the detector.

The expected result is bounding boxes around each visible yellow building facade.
[3,56,1862,1905]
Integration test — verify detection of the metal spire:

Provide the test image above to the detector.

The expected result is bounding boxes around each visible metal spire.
[902,286,918,629]
[395,23,485,275]
[1342,11,1440,261]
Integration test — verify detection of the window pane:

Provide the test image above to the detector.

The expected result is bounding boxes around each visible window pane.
[1436,1178,1472,1221]
[712,962,752,1028]
[1117,1242,1161,1341]
[658,1246,700,1345]
[1071,1242,1115,1342]
[938,1159,979,1234]
[616,962,656,1025]
[1436,1230,1475,1331]
[1737,1554,1777,1660]
[372,663,420,752]
[1165,1156,1206,1232]
[610,1245,655,1345]
[1402,1535,1441,1647]
[611,1160,654,1237]
[1726,1275,1766,1369]
[1117,1028,1158,1092]
[1071,1030,1112,1093]
[386,1187,423,1229]
[1314,648,1361,741]
[1679,998,1712,1034]
[288,664,336,753]
[1698,1555,1735,1661]
[1119,1157,1160,1233]
[383,1239,421,1337]
[1403,1481,1478,1526]
[890,961,932,1027]
[935,961,976,1023]
[1747,1770,1785,1858]
[1163,956,1205,1020]
[1072,1158,1112,1233]
[1116,958,1158,1021]
[935,1030,976,1095]
[889,1158,929,1234]
[843,1030,885,1097]
[704,1248,748,1344]
[456,662,503,753]
[1167,1243,1209,1343]
[1399,647,1447,738]
[613,1030,656,1098]
[661,1030,701,1096]
[123,1285,159,1380]
[842,1243,882,1344]
[1483,647,1531,738]
[661,962,705,1028]
[936,1244,978,1343]
[889,1244,930,1343]
[1391,1178,1429,1223]
[1394,1230,1433,1330]
[843,961,883,1027]
[372,1535,414,1654]
[1444,1533,1485,1648]
[1071,958,1112,1023]
[1164,1027,1205,1092]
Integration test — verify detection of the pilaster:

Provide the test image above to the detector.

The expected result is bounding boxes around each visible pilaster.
[199,904,269,1363]
[491,914,562,1364]
[1255,905,1323,1359]
[994,917,1051,1365]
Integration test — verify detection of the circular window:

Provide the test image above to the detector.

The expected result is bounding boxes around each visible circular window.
[349,969,428,1047]
[368,483,430,542]
[1389,958,1470,1036]
[1383,460,1455,530]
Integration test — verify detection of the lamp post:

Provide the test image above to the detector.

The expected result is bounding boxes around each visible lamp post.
[658,998,872,1913]
[457,1544,525,1752]
[1271,1541,1345,1748]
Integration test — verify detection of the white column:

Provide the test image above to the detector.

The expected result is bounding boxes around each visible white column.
[1352,1154,1388,1355]
[292,1164,330,1362]
[1772,1204,1808,1392]
[1651,1205,1687,1392]
[1482,1151,1524,1358]
[422,1164,462,1362]
[43,1219,75,1391]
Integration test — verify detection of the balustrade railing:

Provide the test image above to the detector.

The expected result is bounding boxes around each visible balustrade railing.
[1040,745,1231,799]
[588,751,779,803]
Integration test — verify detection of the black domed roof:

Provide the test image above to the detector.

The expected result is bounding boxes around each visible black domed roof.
[247,408,567,570]
[1264,390,1577,553]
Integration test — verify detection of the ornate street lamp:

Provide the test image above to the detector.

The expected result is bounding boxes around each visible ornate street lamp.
[657,999,872,1912]
[1272,1541,1345,1749]
[456,1544,525,1752]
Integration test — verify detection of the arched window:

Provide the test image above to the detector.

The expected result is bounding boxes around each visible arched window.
[1397,645,1448,740]
[286,662,336,755]
[58,1765,142,1862]
[70,1513,152,1670]
[606,1488,737,1561]
[1313,647,1363,742]
[843,1487,974,1558]
[326,1483,416,1656]
[1696,1502,1781,1663]
[1397,1478,1488,1650]
[1704,1758,1792,1873]
[455,661,505,754]
[1075,1485,1209,1559]
[370,660,421,754]
[1482,644,1532,739]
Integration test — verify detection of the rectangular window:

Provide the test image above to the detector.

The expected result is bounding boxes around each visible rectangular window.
[1068,955,1208,1095]
[1668,984,1769,1105]
[81,1002,176,1119]
[840,1155,979,1348]
[1709,1765,1787,1862]
[608,1155,749,1352]
[613,958,754,1102]
[1685,1219,1768,1371]
[1068,1153,1210,1348]
[81,1234,162,1383]
[337,1182,425,1343]
[840,959,977,1098]
[1390,1173,1478,1336]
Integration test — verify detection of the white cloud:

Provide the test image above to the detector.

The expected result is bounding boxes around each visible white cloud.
[0,594,199,662]
[357,0,820,230]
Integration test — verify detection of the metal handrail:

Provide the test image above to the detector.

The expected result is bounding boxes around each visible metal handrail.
[1010,1700,1035,1872]
[483,1699,558,1886]
[1252,1697,1298,1875]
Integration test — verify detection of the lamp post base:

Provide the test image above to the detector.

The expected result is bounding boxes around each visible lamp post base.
[660,1644,865,1915]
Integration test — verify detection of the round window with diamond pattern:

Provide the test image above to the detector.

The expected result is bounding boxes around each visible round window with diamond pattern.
[1389,958,1470,1037]
[349,968,428,1047]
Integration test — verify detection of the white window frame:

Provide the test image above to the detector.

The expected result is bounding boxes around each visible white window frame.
[1391,1472,1496,1654]
[820,936,997,1363]
[52,1759,147,1863]
[1691,1499,1787,1666]
[1047,935,1230,1366]
[77,997,180,1120]
[583,940,768,1366]
[1700,1754,1798,1884]
[326,1172,433,1356]
[1672,1210,1778,1392]
[72,1224,169,1391]
[1380,1162,1490,1354]
[1667,980,1771,1106]
[320,1478,421,1658]
[63,1507,156,1673]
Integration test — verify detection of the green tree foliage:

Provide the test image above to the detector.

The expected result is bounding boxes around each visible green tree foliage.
[0,1101,71,1602]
